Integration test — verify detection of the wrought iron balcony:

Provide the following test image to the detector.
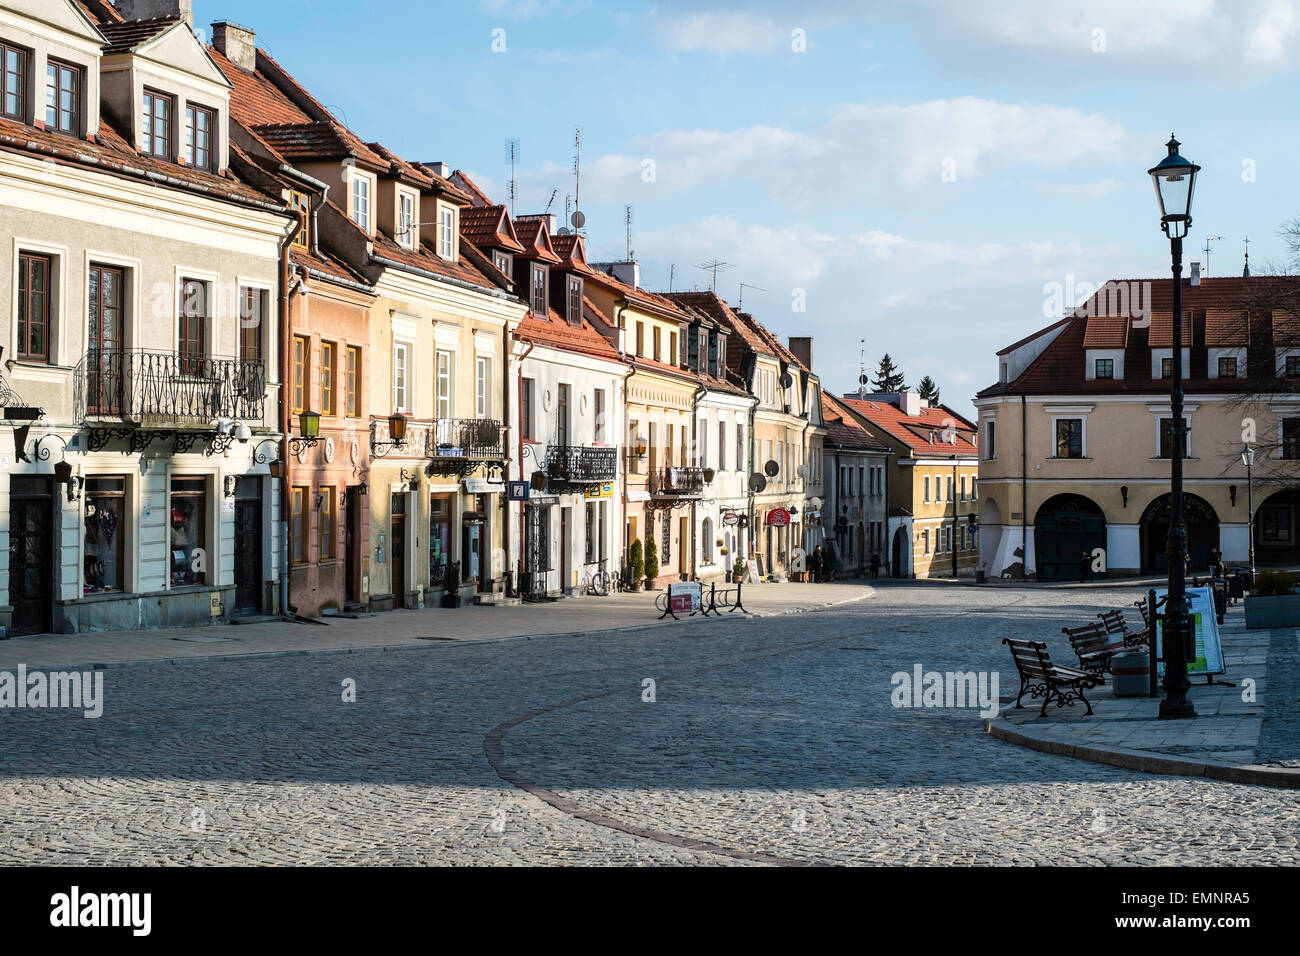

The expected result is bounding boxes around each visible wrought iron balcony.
[425,418,506,477]
[649,466,705,497]
[74,349,266,426]
[544,444,617,486]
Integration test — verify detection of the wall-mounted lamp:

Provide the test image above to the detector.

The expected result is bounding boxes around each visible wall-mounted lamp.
[1120,485,1129,508]
[289,411,322,455]
[252,438,282,479]
[370,413,409,458]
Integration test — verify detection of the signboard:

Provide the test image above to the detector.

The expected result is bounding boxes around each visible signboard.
[766,508,791,527]
[507,481,530,501]
[669,582,702,615]
[466,478,503,494]
[584,482,613,499]
[722,510,740,526]
[627,489,652,502]
[1153,586,1226,676]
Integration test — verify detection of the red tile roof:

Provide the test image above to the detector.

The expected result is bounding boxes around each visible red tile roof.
[841,396,978,457]
[551,234,598,276]
[1082,315,1128,349]
[1205,309,1247,346]
[99,16,178,54]
[822,394,890,452]
[255,122,389,171]
[209,45,315,129]
[512,216,563,264]
[449,169,494,206]
[516,307,622,363]
[460,205,525,253]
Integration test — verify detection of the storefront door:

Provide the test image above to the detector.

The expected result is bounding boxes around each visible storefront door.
[9,477,53,635]
[391,493,406,607]
[232,477,263,615]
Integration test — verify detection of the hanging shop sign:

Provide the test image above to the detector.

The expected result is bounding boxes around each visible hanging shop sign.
[507,481,530,501]
[584,482,614,499]
[766,508,791,527]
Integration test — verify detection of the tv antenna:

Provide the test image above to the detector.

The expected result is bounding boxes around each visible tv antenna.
[738,281,766,310]
[1201,234,1223,277]
[544,188,558,213]
[668,264,676,292]
[1244,235,1251,277]
[504,137,520,217]
[696,259,734,293]
[569,127,585,234]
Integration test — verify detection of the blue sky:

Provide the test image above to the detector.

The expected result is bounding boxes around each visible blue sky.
[201,0,1300,416]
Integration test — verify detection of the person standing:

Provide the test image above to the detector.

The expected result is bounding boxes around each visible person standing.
[1079,549,1092,584]
[869,550,881,581]
[811,545,824,583]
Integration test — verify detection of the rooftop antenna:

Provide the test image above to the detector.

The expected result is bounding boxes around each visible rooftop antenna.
[668,264,676,292]
[1244,235,1252,277]
[696,259,734,293]
[504,137,520,217]
[858,339,868,399]
[738,281,767,310]
[1201,234,1223,277]
[624,205,634,260]
[570,127,586,236]
[544,188,558,213]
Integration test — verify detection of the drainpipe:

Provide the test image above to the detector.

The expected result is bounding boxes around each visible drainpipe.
[621,356,638,564]
[691,381,705,580]
[278,209,303,619]
[515,337,535,590]
[1021,392,1029,581]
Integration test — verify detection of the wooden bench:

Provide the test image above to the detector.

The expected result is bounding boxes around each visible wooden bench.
[1003,638,1102,716]
[1097,609,1149,647]
[1062,622,1127,677]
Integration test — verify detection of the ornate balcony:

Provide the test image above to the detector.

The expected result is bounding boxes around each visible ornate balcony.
[425,417,506,477]
[649,465,705,497]
[544,444,617,489]
[74,349,266,426]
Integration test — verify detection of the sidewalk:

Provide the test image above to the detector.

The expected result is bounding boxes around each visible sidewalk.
[987,602,1300,788]
[0,581,873,671]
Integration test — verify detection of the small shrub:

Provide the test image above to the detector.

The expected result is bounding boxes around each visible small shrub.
[629,539,644,583]
[1253,569,1295,597]
[645,538,660,583]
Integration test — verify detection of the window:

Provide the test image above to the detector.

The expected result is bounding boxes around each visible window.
[984,420,996,460]
[1287,356,1300,378]
[83,476,126,594]
[16,252,51,362]
[1055,418,1083,458]
[178,278,207,373]
[718,422,726,471]
[1161,356,1173,378]
[1,42,26,120]
[475,355,490,419]
[392,342,409,412]
[699,423,708,469]
[736,424,744,472]
[522,378,535,441]
[292,335,307,414]
[1158,417,1188,459]
[635,322,644,356]
[184,103,214,171]
[960,476,967,500]
[493,252,511,275]
[1261,505,1292,543]
[346,346,360,417]
[946,476,953,501]
[398,193,415,248]
[290,190,310,249]
[319,487,335,560]
[585,501,597,564]
[1282,418,1300,460]
[439,206,454,258]
[320,341,336,415]
[435,350,452,418]
[239,287,266,364]
[922,530,930,554]
[531,265,546,314]
[566,276,582,325]
[670,332,678,367]
[653,327,662,362]
[923,476,931,502]
[1218,356,1238,378]
[169,477,208,586]
[351,174,370,231]
[557,383,570,447]
[1095,358,1113,379]
[594,389,605,442]
[291,486,308,565]
[45,59,79,134]
[142,90,172,160]
[702,517,714,563]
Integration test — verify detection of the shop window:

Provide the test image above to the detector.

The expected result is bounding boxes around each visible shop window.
[291,486,307,565]
[170,477,208,586]
[84,477,126,594]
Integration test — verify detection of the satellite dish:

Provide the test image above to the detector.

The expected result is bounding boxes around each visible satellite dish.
[764,459,779,477]
[557,226,572,235]
[571,210,586,228]
[748,473,768,493]
[780,372,794,389]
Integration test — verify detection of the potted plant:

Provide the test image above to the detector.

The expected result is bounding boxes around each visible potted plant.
[440,561,462,609]
[629,539,644,592]
[644,538,660,589]
[1244,569,1300,628]
[733,557,746,583]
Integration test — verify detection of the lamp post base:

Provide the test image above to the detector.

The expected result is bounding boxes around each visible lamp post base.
[1159,697,1196,719]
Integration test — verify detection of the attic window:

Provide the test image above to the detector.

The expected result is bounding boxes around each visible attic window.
[45,59,80,136]
[531,264,547,314]
[438,207,455,259]
[184,104,215,172]
[1,43,27,121]
[142,89,173,160]
[290,190,310,249]
[566,276,582,326]
[494,252,511,275]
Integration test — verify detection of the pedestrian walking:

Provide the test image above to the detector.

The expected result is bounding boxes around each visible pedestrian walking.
[811,545,824,583]
[869,550,881,581]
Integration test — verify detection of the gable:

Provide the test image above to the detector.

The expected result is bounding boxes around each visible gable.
[1,0,107,47]
[132,20,234,90]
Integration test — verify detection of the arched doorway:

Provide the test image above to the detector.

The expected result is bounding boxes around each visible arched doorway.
[891,526,906,577]
[1253,488,1300,566]
[1140,492,1220,571]
[1034,494,1106,581]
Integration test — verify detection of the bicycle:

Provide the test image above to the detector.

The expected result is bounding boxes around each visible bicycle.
[581,558,613,596]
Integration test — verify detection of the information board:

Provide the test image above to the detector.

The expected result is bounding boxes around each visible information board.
[1153,586,1226,677]
[669,582,702,615]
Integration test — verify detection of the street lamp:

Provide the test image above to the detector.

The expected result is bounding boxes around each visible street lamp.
[1241,444,1256,581]
[1148,134,1201,720]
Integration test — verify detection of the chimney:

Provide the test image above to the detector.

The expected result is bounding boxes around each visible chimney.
[423,161,452,178]
[116,0,193,26]
[788,336,813,371]
[901,392,921,417]
[593,261,640,290]
[211,21,256,71]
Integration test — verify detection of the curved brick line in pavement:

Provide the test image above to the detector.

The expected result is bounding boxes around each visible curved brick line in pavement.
[483,632,853,867]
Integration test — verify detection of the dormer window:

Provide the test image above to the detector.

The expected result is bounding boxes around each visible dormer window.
[493,252,511,275]
[289,190,310,249]
[566,275,582,326]
[2,42,27,121]
[398,192,415,249]
[531,264,547,314]
[184,103,214,171]
[45,59,80,135]
[142,89,172,160]
[351,173,371,232]
[438,206,455,259]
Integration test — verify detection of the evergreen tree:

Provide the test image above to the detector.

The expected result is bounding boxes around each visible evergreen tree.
[917,375,941,405]
[872,354,907,392]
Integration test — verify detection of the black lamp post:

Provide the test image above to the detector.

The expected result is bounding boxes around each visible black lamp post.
[1241,444,1256,582]
[1148,135,1200,720]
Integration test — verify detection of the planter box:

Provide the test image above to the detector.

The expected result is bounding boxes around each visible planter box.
[440,593,463,609]
[1244,593,1300,628]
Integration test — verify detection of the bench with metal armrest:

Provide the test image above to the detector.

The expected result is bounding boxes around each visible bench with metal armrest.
[1004,638,1102,717]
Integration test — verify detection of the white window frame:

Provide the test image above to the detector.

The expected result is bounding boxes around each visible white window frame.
[475,354,490,419]
[391,340,410,413]
[398,191,415,248]
[1209,347,1246,379]
[436,349,454,419]
[351,172,372,232]
[1085,349,1124,381]
[438,206,455,260]
[1151,347,1190,380]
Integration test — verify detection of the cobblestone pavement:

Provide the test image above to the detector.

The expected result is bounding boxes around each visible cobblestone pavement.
[1,582,1296,865]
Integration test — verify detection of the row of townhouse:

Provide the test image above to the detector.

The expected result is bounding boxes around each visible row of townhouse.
[0,0,848,636]
[974,274,1300,581]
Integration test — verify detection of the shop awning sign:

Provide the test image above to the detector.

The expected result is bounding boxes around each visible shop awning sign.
[584,482,613,499]
[766,508,791,527]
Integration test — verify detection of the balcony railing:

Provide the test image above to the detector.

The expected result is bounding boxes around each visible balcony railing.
[426,418,505,460]
[649,466,705,497]
[74,349,266,425]
[544,444,618,485]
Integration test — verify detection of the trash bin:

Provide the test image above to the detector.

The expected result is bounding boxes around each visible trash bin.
[976,569,986,584]
[1112,650,1149,697]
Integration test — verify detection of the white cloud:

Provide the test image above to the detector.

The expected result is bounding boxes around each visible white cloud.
[1032,178,1127,201]
[656,12,787,53]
